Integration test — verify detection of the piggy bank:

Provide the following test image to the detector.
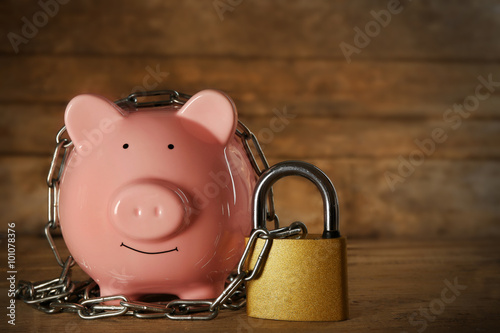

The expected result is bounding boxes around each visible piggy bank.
[58,90,255,300]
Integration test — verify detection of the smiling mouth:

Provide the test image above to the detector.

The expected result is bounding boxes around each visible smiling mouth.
[120,242,179,255]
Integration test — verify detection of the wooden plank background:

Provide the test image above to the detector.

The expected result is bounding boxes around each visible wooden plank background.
[0,0,499,238]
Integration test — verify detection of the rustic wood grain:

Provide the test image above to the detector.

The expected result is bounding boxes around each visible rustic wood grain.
[0,0,499,241]
[0,157,49,234]
[343,159,500,239]
[1,57,499,118]
[2,103,499,159]
[1,236,498,332]
[1,0,499,60]
[3,156,499,238]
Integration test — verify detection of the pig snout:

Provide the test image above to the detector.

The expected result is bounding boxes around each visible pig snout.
[110,181,190,241]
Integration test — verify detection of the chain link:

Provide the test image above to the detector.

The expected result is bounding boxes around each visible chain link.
[16,90,301,320]
[17,224,306,319]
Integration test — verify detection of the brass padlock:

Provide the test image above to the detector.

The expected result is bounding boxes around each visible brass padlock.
[246,161,348,321]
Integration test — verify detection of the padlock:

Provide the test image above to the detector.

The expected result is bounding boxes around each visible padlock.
[245,160,348,321]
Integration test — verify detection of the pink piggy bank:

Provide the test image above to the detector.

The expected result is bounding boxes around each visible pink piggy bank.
[58,90,255,300]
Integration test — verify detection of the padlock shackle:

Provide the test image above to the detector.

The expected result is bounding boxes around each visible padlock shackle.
[253,161,340,239]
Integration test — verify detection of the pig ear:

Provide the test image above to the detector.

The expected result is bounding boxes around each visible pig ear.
[178,90,237,145]
[64,94,125,152]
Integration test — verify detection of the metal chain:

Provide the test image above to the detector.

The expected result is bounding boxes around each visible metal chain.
[17,225,306,319]
[16,90,299,320]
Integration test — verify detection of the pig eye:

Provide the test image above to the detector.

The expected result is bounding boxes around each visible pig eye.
[168,144,174,150]
[123,143,129,149]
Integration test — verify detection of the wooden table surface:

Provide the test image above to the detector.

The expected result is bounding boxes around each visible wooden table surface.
[1,235,499,332]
